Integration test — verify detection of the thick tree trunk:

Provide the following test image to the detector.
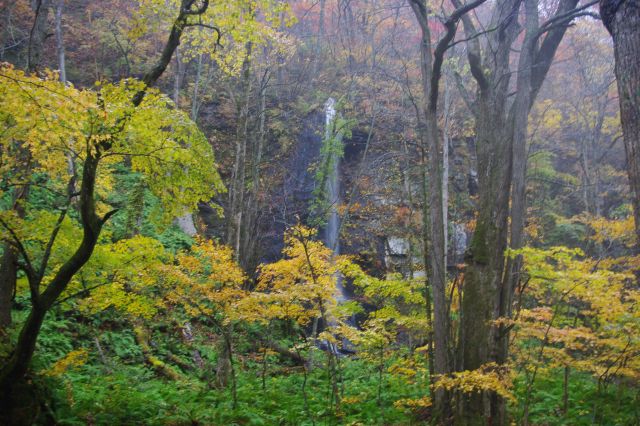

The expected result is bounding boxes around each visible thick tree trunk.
[0,308,47,388]
[455,1,520,423]
[454,0,580,422]
[241,70,269,272]
[600,0,640,247]
[492,2,538,423]
[409,1,488,421]
[459,98,513,425]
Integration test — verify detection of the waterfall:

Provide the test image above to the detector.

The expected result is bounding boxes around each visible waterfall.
[317,98,356,356]
[323,98,346,303]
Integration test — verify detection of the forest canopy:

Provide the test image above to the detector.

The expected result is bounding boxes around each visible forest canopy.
[0,0,639,425]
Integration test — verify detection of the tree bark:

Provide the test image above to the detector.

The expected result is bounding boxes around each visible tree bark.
[134,322,184,381]
[455,0,521,423]
[600,0,640,248]
[0,245,17,329]
[409,0,449,418]
[409,0,488,421]
[241,69,270,272]
[454,0,580,422]
[54,0,65,83]
[226,42,253,267]
[0,164,31,330]
[443,77,452,269]
[27,0,50,72]
[0,1,51,328]
[0,150,104,393]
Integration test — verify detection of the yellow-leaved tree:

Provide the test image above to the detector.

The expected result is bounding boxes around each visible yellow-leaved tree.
[160,237,246,396]
[507,215,640,420]
[0,62,223,391]
[133,0,295,74]
[244,226,343,328]
[338,262,430,411]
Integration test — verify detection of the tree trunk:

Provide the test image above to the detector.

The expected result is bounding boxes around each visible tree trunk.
[226,42,253,266]
[491,2,538,423]
[410,0,489,420]
[459,95,513,426]
[54,0,65,83]
[455,1,521,423]
[172,48,198,236]
[134,322,184,381]
[453,0,581,422]
[0,150,104,394]
[443,77,452,269]
[600,0,640,248]
[27,0,50,72]
[0,169,31,330]
[0,1,51,328]
[313,0,326,76]
[0,246,17,329]
[409,0,450,418]
[241,69,269,272]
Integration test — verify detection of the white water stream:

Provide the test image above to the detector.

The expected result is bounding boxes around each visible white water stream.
[323,98,346,303]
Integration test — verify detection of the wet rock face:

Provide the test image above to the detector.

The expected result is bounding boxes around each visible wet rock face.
[199,97,424,280]
[343,128,369,162]
[386,237,410,256]
[258,110,325,263]
[450,223,468,265]
[289,113,325,210]
[468,169,479,196]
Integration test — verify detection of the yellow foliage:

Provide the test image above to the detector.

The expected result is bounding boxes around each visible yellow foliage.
[74,236,170,319]
[339,262,428,344]
[241,225,342,325]
[161,238,246,321]
[510,245,640,382]
[44,349,89,377]
[341,396,363,405]
[0,64,224,227]
[580,214,636,248]
[393,396,432,410]
[135,0,296,75]
[435,363,514,401]
[388,358,426,381]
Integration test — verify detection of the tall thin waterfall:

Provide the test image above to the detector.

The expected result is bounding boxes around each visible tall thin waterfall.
[323,98,346,302]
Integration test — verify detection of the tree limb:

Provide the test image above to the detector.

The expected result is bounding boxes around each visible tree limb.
[451,0,490,91]
[37,207,68,282]
[133,0,211,106]
[430,0,489,111]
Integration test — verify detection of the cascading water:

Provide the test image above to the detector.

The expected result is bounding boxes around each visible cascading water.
[319,98,356,356]
[323,98,346,303]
